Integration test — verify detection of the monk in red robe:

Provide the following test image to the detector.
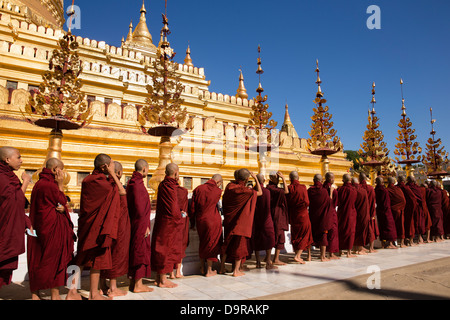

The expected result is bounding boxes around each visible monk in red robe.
[308,174,333,261]
[359,173,378,253]
[100,161,130,297]
[151,163,184,287]
[351,177,370,255]
[27,158,77,300]
[323,172,339,259]
[442,189,450,238]
[337,174,357,258]
[397,175,418,246]
[266,171,289,266]
[251,174,276,269]
[421,182,432,242]
[407,176,427,244]
[375,176,397,249]
[190,174,223,277]
[0,147,31,289]
[426,180,444,242]
[386,177,406,247]
[171,183,189,279]
[287,171,313,263]
[75,153,123,300]
[220,169,261,277]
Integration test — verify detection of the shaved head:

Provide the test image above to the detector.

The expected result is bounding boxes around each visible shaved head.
[351,177,359,184]
[165,163,179,177]
[359,172,368,182]
[397,175,406,183]
[343,173,351,183]
[45,158,64,170]
[313,174,323,183]
[256,173,265,185]
[212,174,222,182]
[135,159,149,172]
[0,146,22,170]
[325,172,335,183]
[94,153,111,170]
[289,171,299,181]
[406,176,416,184]
[375,176,384,185]
[387,176,396,185]
[114,161,123,173]
[236,168,250,182]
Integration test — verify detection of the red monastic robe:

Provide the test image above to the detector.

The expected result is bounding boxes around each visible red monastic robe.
[426,186,444,237]
[287,180,313,251]
[375,184,397,242]
[76,170,121,270]
[27,168,76,291]
[101,194,130,279]
[174,185,189,266]
[221,181,257,262]
[0,162,30,288]
[266,182,289,250]
[308,181,333,247]
[251,186,275,251]
[442,190,450,236]
[151,176,183,274]
[387,183,406,240]
[337,182,357,250]
[398,182,418,238]
[407,182,427,235]
[422,186,432,232]
[360,180,379,243]
[322,181,339,253]
[190,180,223,261]
[353,183,370,247]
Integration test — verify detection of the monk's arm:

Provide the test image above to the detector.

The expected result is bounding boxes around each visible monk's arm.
[279,173,289,194]
[21,171,31,194]
[251,172,263,196]
[106,161,126,195]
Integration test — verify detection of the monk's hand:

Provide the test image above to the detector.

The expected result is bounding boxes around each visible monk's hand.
[277,171,285,180]
[21,171,31,184]
[249,172,257,180]
[144,227,150,238]
[55,168,65,185]
[106,160,115,175]
[56,203,65,213]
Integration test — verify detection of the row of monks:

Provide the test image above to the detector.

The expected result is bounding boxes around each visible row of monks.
[0,146,449,300]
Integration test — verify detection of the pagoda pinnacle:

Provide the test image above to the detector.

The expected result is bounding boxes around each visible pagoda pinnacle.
[130,0,156,49]
[184,45,193,67]
[281,103,299,139]
[236,69,248,99]
[125,20,133,43]
[315,60,323,98]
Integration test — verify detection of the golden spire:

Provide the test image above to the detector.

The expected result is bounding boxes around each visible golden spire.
[281,103,299,138]
[184,44,193,67]
[236,69,248,99]
[256,45,264,94]
[371,82,376,107]
[315,60,323,98]
[125,20,133,43]
[400,78,406,116]
[130,1,156,48]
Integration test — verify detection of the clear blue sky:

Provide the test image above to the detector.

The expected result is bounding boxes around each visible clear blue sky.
[66,0,450,153]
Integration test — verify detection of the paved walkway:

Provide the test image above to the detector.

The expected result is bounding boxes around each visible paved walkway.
[2,240,449,300]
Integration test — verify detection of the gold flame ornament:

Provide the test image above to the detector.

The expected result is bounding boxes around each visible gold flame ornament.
[23,31,91,129]
[307,60,341,155]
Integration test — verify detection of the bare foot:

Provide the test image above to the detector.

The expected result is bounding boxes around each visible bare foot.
[232,270,245,277]
[329,254,340,260]
[65,289,82,300]
[133,284,154,293]
[385,244,398,249]
[273,259,286,266]
[107,288,128,297]
[293,257,305,264]
[205,270,217,277]
[89,291,112,300]
[158,279,178,288]
[321,256,331,262]
[265,263,278,270]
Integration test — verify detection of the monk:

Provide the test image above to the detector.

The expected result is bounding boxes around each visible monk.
[266,171,289,266]
[421,181,432,242]
[407,176,427,244]
[287,171,313,263]
[442,187,450,239]
[151,163,184,288]
[75,153,122,300]
[99,161,130,297]
[386,177,406,247]
[323,172,339,259]
[426,180,444,242]
[0,147,32,289]
[308,174,333,261]
[220,168,261,277]
[251,174,277,269]
[397,175,418,246]
[337,174,357,258]
[359,173,378,253]
[27,158,77,300]
[171,182,189,279]
[190,174,223,277]
[351,177,370,255]
[374,176,397,249]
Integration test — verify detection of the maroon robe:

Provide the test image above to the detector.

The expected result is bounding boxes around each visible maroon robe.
[398,182,418,238]
[322,181,339,253]
[222,181,257,262]
[27,168,76,291]
[0,162,30,288]
[375,184,397,242]
[251,186,275,251]
[407,182,427,235]
[442,190,450,235]
[151,176,183,274]
[387,183,406,240]
[337,182,357,250]
[266,182,289,250]
[190,180,223,261]
[426,185,444,237]
[174,186,189,266]
[287,180,313,251]
[360,180,379,243]
[422,186,432,232]
[353,183,370,247]
[102,194,130,279]
[308,181,333,247]
[76,170,121,270]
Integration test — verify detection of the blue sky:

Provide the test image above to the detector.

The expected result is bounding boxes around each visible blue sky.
[66,0,450,153]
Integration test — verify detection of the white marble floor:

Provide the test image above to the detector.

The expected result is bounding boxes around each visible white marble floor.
[106,240,450,300]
